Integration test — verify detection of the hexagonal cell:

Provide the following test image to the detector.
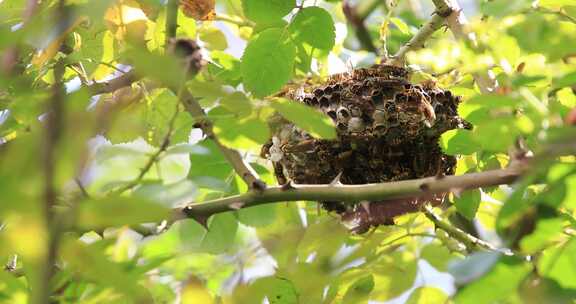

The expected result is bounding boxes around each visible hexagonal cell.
[261,64,471,233]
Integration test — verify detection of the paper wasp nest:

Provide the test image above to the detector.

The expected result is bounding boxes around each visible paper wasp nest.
[261,65,471,233]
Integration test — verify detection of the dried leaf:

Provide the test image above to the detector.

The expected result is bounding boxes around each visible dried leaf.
[180,0,215,21]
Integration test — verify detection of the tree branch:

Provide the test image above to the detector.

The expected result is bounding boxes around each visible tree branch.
[431,0,497,93]
[178,90,264,190]
[165,0,179,47]
[161,7,264,191]
[175,165,527,223]
[342,0,378,53]
[38,4,69,302]
[422,205,513,255]
[391,9,451,65]
[86,70,141,95]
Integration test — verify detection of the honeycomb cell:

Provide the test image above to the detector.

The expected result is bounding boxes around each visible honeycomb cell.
[262,64,470,233]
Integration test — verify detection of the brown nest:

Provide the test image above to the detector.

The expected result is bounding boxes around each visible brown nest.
[261,64,471,233]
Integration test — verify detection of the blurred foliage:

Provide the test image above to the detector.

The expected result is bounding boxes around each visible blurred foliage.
[0,0,576,303]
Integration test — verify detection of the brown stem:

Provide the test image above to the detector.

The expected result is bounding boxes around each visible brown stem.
[179,90,264,190]
[342,0,378,53]
[86,70,141,95]
[391,11,450,65]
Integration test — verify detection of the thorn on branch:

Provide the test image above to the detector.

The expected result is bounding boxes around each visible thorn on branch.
[281,181,295,191]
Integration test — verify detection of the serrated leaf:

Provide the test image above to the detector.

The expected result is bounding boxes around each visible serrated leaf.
[439,129,479,155]
[242,0,295,24]
[289,7,335,50]
[241,28,296,97]
[455,189,482,220]
[271,98,336,139]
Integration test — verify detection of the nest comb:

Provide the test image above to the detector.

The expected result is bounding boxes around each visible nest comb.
[261,64,471,233]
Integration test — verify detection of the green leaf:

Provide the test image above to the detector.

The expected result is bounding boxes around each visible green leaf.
[449,252,501,285]
[210,106,270,145]
[466,94,521,108]
[200,213,238,254]
[439,129,479,155]
[406,287,448,304]
[538,238,576,289]
[289,7,336,50]
[77,196,171,230]
[455,189,482,220]
[126,49,184,87]
[520,217,565,254]
[60,238,152,300]
[219,91,253,118]
[242,0,296,24]
[390,17,410,35]
[455,256,532,303]
[371,251,418,301]
[237,204,277,227]
[342,275,374,304]
[271,98,336,139]
[420,243,463,272]
[241,28,296,97]
[233,276,298,304]
[553,71,576,89]
[198,25,227,51]
[474,117,520,152]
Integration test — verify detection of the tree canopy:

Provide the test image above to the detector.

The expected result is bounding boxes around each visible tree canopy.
[1,0,576,303]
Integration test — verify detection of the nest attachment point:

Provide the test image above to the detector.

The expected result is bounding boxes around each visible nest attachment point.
[261,64,471,233]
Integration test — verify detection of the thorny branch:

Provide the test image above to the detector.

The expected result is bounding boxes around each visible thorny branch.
[175,164,528,225]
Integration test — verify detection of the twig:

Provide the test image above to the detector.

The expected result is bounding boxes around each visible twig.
[422,205,512,254]
[112,87,182,195]
[431,0,497,93]
[175,165,527,223]
[391,9,451,65]
[214,14,254,27]
[161,7,264,190]
[38,3,69,303]
[165,0,179,48]
[86,70,141,95]
[179,90,264,190]
[342,0,378,53]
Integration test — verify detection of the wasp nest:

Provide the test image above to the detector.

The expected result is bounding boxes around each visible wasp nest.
[261,65,471,233]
